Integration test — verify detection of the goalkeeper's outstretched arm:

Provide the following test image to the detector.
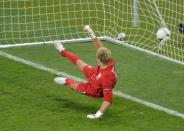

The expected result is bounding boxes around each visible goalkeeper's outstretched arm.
[93,37,104,49]
[84,25,104,49]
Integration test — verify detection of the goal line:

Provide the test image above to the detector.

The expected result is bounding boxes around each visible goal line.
[0,36,184,66]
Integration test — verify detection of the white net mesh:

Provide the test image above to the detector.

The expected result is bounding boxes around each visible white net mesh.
[0,0,183,63]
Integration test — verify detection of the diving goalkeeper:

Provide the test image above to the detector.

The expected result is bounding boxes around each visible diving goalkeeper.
[54,25,117,119]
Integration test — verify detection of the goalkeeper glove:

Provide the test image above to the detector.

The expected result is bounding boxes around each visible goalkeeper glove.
[84,25,96,39]
[87,110,103,119]
[53,40,65,52]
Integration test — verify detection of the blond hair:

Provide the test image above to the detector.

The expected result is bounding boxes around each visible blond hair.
[96,47,112,65]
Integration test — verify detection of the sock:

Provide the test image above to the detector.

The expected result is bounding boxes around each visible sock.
[60,50,79,65]
[66,78,75,86]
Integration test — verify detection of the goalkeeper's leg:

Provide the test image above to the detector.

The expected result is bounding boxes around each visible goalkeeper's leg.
[54,77,79,90]
[84,25,104,49]
[55,77,93,96]
[54,40,88,71]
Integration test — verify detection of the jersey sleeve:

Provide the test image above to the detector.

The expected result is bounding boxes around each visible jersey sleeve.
[101,73,116,103]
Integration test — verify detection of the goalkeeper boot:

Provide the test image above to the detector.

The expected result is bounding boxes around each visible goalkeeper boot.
[54,77,67,85]
[84,25,96,39]
[54,40,65,52]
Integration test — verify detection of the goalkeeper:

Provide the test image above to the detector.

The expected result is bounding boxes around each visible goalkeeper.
[54,25,117,119]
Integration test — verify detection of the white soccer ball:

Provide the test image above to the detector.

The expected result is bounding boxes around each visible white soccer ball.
[117,32,126,41]
[156,28,171,41]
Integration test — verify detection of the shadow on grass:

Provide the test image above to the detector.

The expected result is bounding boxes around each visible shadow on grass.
[52,97,124,121]
[53,97,97,113]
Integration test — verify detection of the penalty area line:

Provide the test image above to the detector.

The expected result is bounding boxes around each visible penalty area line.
[0,50,184,119]
[113,91,184,119]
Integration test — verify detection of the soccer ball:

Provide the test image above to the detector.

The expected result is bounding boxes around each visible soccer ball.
[117,32,126,41]
[156,28,171,41]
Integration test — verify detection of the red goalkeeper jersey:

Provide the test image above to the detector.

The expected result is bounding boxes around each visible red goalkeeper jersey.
[80,58,117,103]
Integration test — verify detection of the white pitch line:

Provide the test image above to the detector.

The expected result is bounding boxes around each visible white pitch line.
[0,51,83,82]
[114,91,184,119]
[0,51,184,119]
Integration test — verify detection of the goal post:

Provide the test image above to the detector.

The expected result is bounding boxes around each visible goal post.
[0,0,183,65]
[133,0,140,27]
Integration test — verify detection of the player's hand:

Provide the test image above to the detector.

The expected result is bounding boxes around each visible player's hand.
[87,111,103,119]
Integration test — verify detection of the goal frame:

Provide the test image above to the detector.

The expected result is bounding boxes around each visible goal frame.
[0,0,183,66]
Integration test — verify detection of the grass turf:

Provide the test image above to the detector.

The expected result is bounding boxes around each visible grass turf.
[0,49,184,131]
[2,42,184,113]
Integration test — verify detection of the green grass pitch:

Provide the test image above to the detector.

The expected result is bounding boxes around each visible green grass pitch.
[0,42,184,130]
[0,0,183,61]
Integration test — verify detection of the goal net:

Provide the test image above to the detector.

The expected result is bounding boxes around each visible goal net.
[0,0,183,64]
